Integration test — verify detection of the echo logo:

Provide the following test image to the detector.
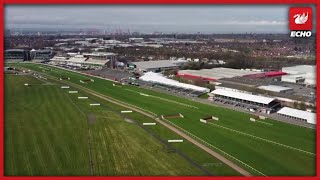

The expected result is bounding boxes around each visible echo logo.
[289,7,312,38]
[290,31,312,38]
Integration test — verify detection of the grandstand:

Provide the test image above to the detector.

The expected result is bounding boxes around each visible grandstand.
[210,89,281,113]
[277,107,316,124]
[140,72,209,97]
[5,49,30,61]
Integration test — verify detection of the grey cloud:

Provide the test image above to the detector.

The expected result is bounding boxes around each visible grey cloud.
[5,5,304,33]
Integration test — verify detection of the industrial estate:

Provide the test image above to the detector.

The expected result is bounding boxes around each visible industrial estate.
[4,5,316,177]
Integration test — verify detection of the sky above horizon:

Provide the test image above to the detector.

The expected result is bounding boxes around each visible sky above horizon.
[4,5,315,34]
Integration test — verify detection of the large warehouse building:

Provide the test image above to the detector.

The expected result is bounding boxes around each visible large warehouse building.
[277,107,316,124]
[281,65,316,86]
[177,68,286,81]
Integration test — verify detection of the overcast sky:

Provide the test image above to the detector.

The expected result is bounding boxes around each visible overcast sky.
[4,5,315,33]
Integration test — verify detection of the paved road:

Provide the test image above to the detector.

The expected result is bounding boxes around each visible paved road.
[36,69,252,177]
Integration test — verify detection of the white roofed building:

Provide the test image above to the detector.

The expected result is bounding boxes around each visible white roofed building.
[281,65,316,86]
[277,107,316,124]
[210,89,281,112]
[130,60,186,72]
[83,52,116,59]
[50,54,109,67]
[177,68,260,81]
[140,72,209,93]
[129,38,144,43]
[258,85,293,93]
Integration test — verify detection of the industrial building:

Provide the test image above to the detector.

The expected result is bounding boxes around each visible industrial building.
[281,65,316,86]
[5,49,30,61]
[258,85,293,93]
[210,89,281,113]
[277,107,316,124]
[129,60,185,72]
[177,68,256,81]
[177,68,286,81]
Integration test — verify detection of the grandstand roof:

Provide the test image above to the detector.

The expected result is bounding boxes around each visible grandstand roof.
[83,52,116,56]
[85,59,109,65]
[211,89,275,105]
[36,49,53,53]
[5,49,25,52]
[140,72,209,92]
[68,55,87,63]
[277,107,316,124]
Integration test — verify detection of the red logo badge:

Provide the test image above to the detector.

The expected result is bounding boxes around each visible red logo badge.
[289,7,312,30]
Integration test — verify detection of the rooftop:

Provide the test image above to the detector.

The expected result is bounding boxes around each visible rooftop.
[36,49,53,53]
[83,52,116,56]
[85,59,109,65]
[178,68,260,80]
[258,85,293,92]
[282,65,315,74]
[211,89,275,105]
[132,60,180,70]
[68,55,87,63]
[5,49,25,52]
[140,72,209,92]
[277,107,316,124]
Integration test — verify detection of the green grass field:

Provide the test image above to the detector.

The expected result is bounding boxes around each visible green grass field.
[5,74,240,176]
[8,63,316,176]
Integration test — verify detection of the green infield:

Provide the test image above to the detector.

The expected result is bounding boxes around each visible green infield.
[8,63,316,176]
[6,74,242,176]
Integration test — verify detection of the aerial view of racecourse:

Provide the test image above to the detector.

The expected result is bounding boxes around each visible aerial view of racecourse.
[4,5,316,176]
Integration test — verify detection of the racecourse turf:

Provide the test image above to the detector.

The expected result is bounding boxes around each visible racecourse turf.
[8,63,316,176]
[6,74,240,176]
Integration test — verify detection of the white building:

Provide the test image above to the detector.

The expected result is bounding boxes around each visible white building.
[277,107,316,124]
[50,54,109,67]
[258,85,293,93]
[178,67,259,80]
[83,52,116,61]
[281,74,305,84]
[140,72,209,93]
[281,65,316,86]
[129,38,144,43]
[215,86,253,94]
[130,60,185,72]
[210,89,280,112]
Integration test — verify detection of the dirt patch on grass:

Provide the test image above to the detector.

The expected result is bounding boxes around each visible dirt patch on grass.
[42,82,55,86]
[87,114,96,124]
[124,118,135,124]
